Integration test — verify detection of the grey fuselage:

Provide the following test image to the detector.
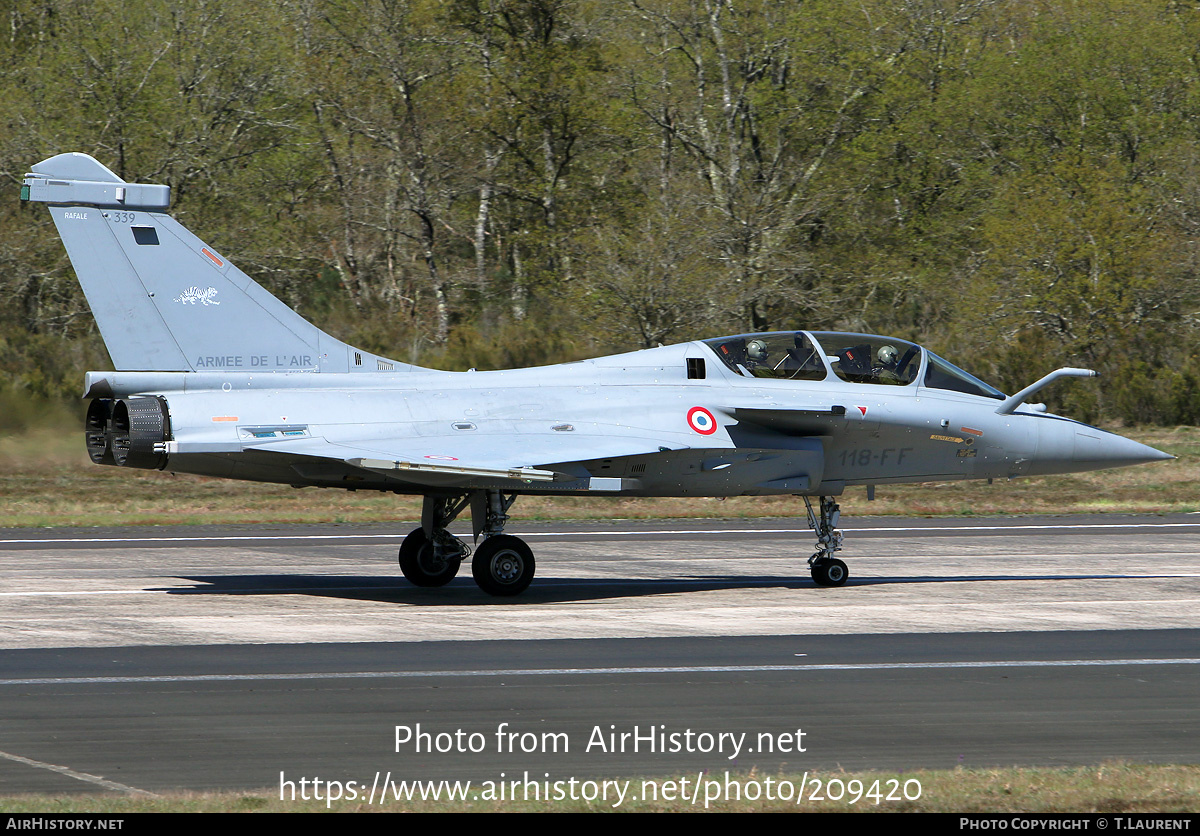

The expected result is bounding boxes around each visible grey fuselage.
[84,337,1156,499]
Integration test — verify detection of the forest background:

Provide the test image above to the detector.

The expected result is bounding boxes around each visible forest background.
[3,0,1200,430]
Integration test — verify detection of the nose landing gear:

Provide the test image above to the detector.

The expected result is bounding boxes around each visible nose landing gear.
[804,495,849,587]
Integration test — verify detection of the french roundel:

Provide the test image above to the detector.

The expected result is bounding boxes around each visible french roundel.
[687,406,718,435]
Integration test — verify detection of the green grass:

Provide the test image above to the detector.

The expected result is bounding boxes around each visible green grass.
[2,764,1197,812]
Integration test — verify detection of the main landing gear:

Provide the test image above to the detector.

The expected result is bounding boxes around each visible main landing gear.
[398,491,851,594]
[398,491,534,596]
[803,495,848,587]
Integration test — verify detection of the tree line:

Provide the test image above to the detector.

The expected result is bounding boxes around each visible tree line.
[3,0,1199,426]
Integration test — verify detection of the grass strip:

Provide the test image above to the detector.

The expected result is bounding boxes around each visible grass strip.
[2,763,1197,812]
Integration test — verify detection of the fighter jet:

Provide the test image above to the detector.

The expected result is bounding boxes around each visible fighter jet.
[21,153,1172,594]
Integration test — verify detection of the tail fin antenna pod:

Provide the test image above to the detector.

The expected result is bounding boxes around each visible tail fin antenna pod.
[22,153,414,374]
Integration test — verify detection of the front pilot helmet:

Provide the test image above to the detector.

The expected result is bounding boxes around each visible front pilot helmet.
[747,339,767,362]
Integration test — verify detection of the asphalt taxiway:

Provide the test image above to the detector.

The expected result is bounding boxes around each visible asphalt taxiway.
[1,515,1198,794]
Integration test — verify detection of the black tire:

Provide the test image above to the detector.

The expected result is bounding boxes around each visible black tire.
[398,527,460,587]
[472,535,535,596]
[810,557,849,587]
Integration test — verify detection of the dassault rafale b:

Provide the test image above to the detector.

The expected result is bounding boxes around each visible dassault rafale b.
[21,153,1172,595]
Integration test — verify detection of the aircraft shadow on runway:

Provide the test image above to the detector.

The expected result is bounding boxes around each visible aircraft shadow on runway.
[153,571,1159,604]
[159,574,808,603]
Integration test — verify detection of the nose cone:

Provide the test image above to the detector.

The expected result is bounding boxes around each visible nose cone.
[1073,429,1173,469]
[1032,421,1173,475]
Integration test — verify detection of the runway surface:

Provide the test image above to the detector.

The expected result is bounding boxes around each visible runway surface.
[1,515,1198,796]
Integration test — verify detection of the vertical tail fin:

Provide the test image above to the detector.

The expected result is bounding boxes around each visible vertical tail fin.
[23,153,413,374]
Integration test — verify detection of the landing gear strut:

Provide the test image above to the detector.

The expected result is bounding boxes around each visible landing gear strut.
[804,495,848,587]
[470,491,534,596]
[399,491,534,596]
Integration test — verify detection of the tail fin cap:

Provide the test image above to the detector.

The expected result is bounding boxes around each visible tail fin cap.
[23,152,170,210]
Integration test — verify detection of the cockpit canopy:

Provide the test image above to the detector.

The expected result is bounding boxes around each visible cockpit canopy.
[702,331,1004,400]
